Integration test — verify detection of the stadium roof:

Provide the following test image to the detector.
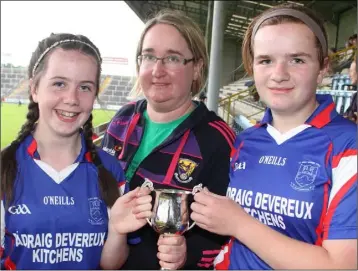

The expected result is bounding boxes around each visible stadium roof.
[125,0,357,43]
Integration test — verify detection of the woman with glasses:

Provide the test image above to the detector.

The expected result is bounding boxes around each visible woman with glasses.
[101,9,235,270]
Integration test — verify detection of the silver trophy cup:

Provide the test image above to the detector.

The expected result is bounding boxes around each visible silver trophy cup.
[141,179,203,235]
[141,179,203,269]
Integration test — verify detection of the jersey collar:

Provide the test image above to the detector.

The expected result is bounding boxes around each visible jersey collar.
[259,94,338,129]
[23,133,91,163]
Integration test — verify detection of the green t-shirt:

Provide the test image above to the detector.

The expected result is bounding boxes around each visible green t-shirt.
[125,110,191,182]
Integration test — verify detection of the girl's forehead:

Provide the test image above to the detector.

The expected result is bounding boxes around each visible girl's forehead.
[255,22,314,38]
[253,23,317,53]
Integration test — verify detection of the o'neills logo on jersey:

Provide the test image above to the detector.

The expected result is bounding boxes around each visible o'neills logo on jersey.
[8,204,31,215]
[43,196,75,206]
[174,158,198,183]
[259,156,286,166]
[291,161,320,192]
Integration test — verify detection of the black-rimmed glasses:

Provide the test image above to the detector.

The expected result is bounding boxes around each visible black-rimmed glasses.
[137,54,195,69]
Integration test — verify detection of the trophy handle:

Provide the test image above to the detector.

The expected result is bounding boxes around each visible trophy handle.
[141,179,155,226]
[141,178,154,191]
[187,183,203,231]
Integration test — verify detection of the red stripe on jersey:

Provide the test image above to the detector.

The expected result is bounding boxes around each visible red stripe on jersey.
[3,231,16,270]
[214,121,236,143]
[26,139,37,158]
[215,237,234,270]
[118,113,140,160]
[200,257,216,263]
[231,141,244,168]
[85,152,92,162]
[159,150,203,159]
[332,149,357,168]
[308,102,335,128]
[4,256,16,270]
[118,181,126,187]
[314,180,330,245]
[202,249,220,255]
[197,263,212,268]
[314,144,334,244]
[163,130,190,185]
[323,174,357,240]
[325,143,333,166]
[208,122,235,157]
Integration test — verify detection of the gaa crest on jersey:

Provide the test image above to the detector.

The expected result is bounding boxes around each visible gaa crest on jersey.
[291,161,320,192]
[8,204,31,215]
[88,197,105,225]
[174,158,198,183]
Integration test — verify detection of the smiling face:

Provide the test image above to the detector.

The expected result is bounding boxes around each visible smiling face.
[138,23,202,112]
[31,49,97,138]
[252,23,327,115]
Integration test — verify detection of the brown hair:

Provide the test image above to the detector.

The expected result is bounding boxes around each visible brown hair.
[1,33,119,208]
[132,9,208,97]
[242,3,328,76]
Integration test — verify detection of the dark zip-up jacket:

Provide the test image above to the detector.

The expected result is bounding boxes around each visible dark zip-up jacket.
[101,99,235,269]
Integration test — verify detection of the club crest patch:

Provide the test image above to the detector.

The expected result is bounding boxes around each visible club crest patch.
[291,161,320,192]
[174,158,198,183]
[88,197,105,225]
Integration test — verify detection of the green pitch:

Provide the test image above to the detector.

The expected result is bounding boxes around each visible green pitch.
[1,103,116,149]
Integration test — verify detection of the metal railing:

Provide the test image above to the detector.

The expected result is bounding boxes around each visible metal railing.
[93,135,104,146]
[317,90,355,114]
[329,45,356,63]
[217,85,264,124]
[93,121,110,146]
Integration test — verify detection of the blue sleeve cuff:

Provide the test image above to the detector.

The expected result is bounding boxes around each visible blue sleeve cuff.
[325,227,357,240]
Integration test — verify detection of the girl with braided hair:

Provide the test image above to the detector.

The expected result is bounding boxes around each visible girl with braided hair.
[0,33,154,270]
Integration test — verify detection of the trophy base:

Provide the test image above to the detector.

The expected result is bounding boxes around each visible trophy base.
[153,223,189,235]
[162,232,180,236]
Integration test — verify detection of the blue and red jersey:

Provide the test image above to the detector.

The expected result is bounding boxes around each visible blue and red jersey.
[1,134,125,270]
[215,94,357,269]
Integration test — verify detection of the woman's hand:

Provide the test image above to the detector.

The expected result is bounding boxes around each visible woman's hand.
[157,235,187,270]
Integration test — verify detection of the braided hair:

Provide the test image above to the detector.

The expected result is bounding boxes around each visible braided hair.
[1,33,119,208]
